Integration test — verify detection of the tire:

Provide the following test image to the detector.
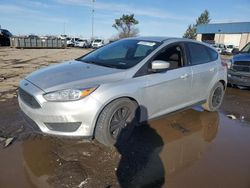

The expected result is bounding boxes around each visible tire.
[202,82,225,112]
[95,98,138,147]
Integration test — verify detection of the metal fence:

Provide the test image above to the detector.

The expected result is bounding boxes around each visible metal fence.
[10,37,66,49]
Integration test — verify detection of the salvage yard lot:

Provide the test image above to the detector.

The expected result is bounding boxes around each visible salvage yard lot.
[0,47,250,188]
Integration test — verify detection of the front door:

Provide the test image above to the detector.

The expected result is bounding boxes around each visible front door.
[141,43,192,119]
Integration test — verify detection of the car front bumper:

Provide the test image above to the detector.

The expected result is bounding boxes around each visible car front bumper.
[18,80,102,137]
[228,70,250,87]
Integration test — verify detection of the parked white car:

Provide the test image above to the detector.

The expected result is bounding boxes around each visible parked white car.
[225,45,236,54]
[75,39,88,48]
[66,37,73,47]
[92,39,104,49]
[212,43,226,54]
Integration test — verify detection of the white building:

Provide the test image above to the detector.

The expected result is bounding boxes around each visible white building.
[196,22,250,49]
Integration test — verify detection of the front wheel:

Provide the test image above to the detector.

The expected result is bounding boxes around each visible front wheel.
[95,98,138,147]
[202,82,225,112]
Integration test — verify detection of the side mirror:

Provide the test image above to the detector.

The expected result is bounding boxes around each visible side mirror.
[151,60,170,72]
[232,48,239,55]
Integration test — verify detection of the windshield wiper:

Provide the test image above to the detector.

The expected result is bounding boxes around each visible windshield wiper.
[94,63,118,69]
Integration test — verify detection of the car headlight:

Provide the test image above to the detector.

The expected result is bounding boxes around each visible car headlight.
[43,87,98,102]
[226,59,232,69]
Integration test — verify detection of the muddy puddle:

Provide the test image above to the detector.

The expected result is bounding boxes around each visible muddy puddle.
[1,108,250,188]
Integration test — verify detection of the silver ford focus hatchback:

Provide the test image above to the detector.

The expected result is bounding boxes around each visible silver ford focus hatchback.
[18,37,227,146]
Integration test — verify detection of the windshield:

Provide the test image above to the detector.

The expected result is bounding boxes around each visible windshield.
[78,39,161,69]
[0,29,12,37]
[241,43,250,53]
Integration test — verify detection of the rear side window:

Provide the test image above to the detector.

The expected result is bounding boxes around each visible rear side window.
[207,47,218,61]
[187,42,211,65]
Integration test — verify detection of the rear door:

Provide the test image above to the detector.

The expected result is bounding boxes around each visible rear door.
[186,42,219,102]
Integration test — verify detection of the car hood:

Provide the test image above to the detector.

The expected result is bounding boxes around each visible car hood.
[25,60,126,92]
[233,53,250,62]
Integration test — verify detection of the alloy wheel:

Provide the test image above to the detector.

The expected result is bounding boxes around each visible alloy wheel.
[109,107,131,139]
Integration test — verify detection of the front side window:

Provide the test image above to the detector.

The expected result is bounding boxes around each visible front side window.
[153,45,184,70]
[187,43,211,65]
[78,39,160,69]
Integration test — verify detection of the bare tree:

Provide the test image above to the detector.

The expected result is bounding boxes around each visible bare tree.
[112,14,139,38]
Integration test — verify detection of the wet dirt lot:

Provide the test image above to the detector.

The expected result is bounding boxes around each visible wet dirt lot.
[0,47,250,188]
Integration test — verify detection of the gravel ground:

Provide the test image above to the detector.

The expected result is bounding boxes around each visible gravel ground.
[0,47,90,101]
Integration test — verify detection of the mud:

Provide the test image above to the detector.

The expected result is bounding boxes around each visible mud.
[0,47,90,101]
[0,48,250,188]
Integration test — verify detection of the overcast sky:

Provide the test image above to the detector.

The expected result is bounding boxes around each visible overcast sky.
[0,0,250,38]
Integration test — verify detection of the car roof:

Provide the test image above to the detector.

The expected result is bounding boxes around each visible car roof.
[130,36,206,43]
[122,36,216,51]
[132,36,175,42]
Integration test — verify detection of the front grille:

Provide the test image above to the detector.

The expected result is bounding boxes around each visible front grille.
[232,61,250,72]
[232,65,250,72]
[18,88,41,109]
[234,61,250,66]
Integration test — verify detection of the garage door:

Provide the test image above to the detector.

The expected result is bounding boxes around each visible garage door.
[224,34,241,47]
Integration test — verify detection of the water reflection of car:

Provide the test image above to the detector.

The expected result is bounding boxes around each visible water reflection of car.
[122,110,219,186]
[21,110,219,188]
[227,42,250,87]
[0,29,13,46]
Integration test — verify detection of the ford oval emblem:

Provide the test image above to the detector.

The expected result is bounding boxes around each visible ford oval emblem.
[24,82,29,86]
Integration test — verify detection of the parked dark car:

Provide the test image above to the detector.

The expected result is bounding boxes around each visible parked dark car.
[227,42,250,87]
[0,29,13,46]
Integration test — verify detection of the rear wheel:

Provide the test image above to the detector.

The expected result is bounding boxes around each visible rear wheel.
[95,98,138,146]
[203,82,225,112]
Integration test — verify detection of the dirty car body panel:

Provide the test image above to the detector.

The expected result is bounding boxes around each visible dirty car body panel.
[18,37,227,138]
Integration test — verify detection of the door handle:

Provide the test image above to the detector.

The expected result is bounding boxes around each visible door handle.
[209,68,215,72]
[180,73,188,79]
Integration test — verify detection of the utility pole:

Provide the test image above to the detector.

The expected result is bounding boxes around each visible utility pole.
[63,22,66,35]
[91,0,95,40]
